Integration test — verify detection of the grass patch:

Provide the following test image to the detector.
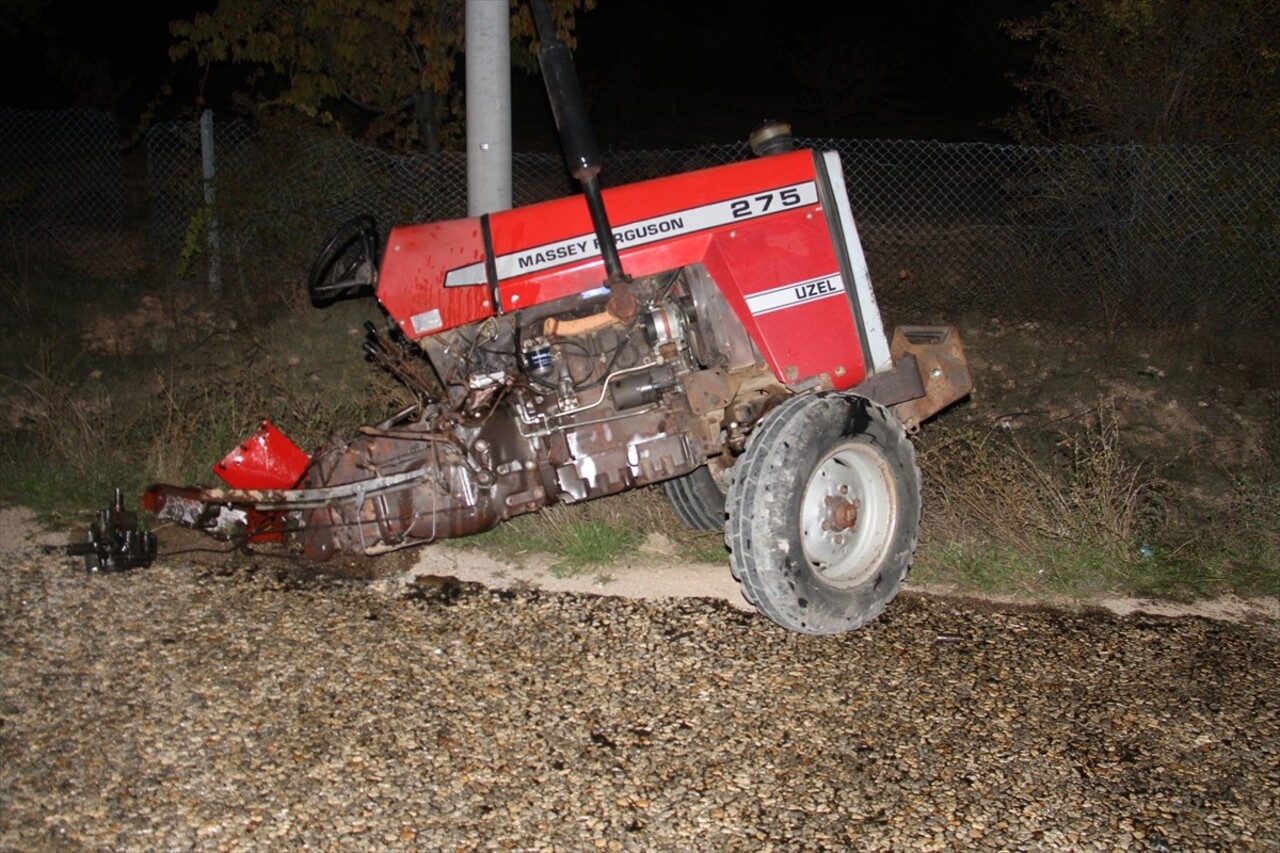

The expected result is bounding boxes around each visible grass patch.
[920,398,1159,562]
[912,395,1230,602]
[452,487,705,577]
[1173,473,1280,600]
[458,507,643,578]
[543,516,643,577]
[0,347,146,517]
[0,267,394,517]
[913,538,1225,603]
[672,530,730,565]
[915,318,1280,603]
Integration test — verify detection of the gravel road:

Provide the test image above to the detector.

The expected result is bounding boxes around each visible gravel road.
[3,527,1279,851]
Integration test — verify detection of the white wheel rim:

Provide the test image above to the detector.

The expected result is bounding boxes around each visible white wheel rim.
[799,441,896,588]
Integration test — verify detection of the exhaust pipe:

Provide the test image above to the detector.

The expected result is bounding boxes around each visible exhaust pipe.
[530,0,633,312]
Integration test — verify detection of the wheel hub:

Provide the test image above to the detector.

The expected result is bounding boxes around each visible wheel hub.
[800,443,896,588]
[825,494,861,532]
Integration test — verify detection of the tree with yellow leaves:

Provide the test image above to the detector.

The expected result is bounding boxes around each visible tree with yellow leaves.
[171,0,595,151]
[1003,0,1278,144]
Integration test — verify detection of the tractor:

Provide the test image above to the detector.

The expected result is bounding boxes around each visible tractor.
[143,0,971,634]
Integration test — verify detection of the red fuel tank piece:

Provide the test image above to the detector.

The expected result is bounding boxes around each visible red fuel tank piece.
[213,420,311,490]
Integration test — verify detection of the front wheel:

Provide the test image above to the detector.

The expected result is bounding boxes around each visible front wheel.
[725,393,921,635]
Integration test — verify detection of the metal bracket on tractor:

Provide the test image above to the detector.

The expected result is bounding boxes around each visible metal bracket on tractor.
[851,326,972,433]
[68,489,158,572]
[140,0,972,634]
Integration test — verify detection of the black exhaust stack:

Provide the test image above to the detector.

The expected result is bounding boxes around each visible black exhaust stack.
[530,0,632,310]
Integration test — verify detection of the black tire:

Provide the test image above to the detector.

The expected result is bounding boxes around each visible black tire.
[725,393,921,635]
[662,466,727,531]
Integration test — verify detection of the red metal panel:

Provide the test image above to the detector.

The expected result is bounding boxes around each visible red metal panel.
[373,148,867,388]
[378,217,491,341]
[488,150,824,308]
[701,214,867,390]
[213,421,311,490]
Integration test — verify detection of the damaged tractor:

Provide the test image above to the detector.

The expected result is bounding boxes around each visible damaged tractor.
[144,0,972,635]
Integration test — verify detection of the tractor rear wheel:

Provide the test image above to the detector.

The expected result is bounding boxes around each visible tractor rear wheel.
[662,465,727,531]
[725,393,920,635]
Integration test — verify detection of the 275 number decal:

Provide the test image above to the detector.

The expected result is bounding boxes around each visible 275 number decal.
[730,187,804,219]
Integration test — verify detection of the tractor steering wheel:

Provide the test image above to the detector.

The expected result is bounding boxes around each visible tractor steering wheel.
[306,215,382,305]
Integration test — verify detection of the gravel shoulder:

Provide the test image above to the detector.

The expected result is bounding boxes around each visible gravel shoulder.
[413,531,1280,627]
[3,508,1279,851]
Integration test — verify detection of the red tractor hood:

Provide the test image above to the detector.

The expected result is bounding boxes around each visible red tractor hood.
[376,149,893,391]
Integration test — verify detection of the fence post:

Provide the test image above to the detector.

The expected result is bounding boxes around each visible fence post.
[200,109,222,299]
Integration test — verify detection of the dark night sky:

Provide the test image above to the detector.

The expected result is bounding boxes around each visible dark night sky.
[2,0,1038,146]
[1,1,205,111]
[569,0,1032,145]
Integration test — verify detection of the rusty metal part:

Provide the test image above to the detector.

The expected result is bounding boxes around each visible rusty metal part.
[848,326,972,427]
[605,278,639,324]
[297,430,502,561]
[144,369,712,563]
[149,468,431,514]
[888,326,973,431]
[825,495,861,532]
[850,353,925,408]
[142,483,299,542]
[684,368,733,416]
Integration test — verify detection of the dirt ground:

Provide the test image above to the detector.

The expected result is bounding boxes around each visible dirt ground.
[17,507,1278,628]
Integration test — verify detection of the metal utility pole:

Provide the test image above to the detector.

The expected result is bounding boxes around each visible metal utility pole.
[466,0,512,216]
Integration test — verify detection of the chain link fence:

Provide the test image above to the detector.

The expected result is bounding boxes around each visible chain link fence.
[145,116,256,278]
[0,110,139,279]
[4,108,1277,331]
[830,139,1280,327]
